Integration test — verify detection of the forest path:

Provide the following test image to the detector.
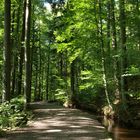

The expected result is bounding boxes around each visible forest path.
[1,102,110,140]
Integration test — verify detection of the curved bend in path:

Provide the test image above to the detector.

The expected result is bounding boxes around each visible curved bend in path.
[1,102,111,140]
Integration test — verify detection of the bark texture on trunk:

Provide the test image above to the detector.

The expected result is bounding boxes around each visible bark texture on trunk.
[3,0,11,101]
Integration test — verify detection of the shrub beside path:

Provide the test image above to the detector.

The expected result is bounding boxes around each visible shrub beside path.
[1,102,111,140]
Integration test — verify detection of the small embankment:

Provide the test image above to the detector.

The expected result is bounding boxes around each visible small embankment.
[1,102,111,140]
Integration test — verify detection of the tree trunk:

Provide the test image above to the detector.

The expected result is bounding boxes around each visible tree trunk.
[3,0,11,102]
[11,4,21,96]
[46,45,50,101]
[11,8,15,96]
[34,59,38,101]
[99,0,111,106]
[24,0,32,107]
[38,38,42,100]
[70,59,76,104]
[119,0,127,101]
[136,0,140,50]
[110,0,120,100]
[107,1,111,61]
[17,0,26,96]
[64,50,68,96]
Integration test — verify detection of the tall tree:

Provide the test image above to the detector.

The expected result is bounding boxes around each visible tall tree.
[136,0,140,49]
[119,0,127,101]
[3,0,11,101]
[46,45,50,101]
[17,0,26,96]
[24,0,32,106]
[99,0,111,106]
[110,0,120,100]
[70,59,76,104]
[11,1,22,96]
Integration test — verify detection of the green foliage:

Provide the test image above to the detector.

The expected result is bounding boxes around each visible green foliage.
[0,0,140,129]
[79,70,102,90]
[55,89,67,103]
[0,97,29,129]
[127,65,140,74]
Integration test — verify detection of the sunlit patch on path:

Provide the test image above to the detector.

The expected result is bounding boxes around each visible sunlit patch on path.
[2,102,111,140]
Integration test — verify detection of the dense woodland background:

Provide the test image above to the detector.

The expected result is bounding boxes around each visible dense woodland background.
[0,0,140,130]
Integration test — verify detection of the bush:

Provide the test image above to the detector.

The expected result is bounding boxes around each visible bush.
[0,97,29,129]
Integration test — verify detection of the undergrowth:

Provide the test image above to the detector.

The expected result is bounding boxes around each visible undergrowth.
[0,96,32,136]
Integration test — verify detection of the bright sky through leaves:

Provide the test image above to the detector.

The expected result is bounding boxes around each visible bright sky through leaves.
[44,2,52,12]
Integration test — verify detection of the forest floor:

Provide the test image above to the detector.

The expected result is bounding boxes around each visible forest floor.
[0,102,111,140]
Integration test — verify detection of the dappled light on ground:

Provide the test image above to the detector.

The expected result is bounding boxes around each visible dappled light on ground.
[1,102,111,140]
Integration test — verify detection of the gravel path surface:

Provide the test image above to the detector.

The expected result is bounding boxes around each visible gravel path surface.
[1,102,111,140]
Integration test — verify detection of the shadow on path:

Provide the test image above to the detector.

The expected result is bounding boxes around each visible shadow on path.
[1,102,111,140]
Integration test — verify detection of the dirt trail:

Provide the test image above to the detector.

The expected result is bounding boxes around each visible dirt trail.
[1,102,111,140]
